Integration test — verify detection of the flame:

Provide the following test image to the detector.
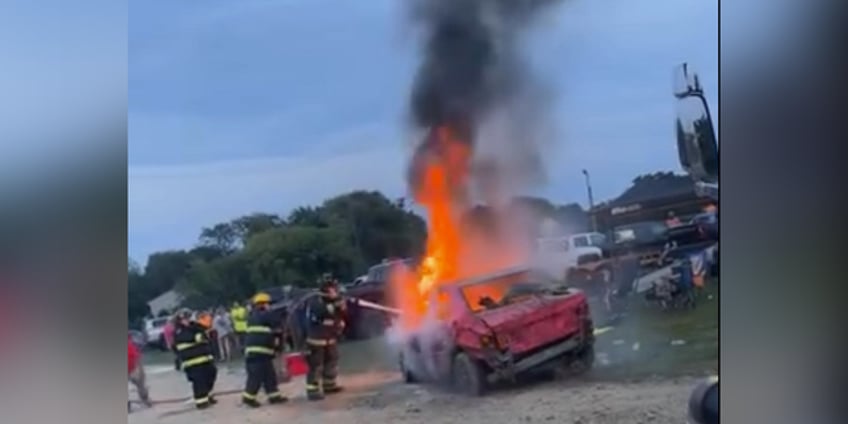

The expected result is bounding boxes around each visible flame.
[390,125,517,331]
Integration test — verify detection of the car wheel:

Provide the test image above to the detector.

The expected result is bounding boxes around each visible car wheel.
[399,352,418,383]
[451,352,486,396]
[565,344,595,375]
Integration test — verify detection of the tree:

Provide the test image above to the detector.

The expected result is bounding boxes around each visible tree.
[320,191,427,267]
[287,206,327,227]
[198,223,238,254]
[143,250,195,299]
[230,213,284,245]
[242,226,360,287]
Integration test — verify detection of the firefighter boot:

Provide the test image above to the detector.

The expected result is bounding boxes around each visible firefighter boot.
[323,383,344,395]
[306,385,325,401]
[267,393,289,405]
[241,394,261,408]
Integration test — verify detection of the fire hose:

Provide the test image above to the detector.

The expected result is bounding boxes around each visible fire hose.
[283,294,402,352]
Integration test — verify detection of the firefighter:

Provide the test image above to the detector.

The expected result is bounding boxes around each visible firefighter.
[304,274,347,401]
[173,308,218,409]
[241,292,288,408]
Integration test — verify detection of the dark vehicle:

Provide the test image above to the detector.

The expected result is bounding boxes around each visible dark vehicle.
[399,266,594,396]
[690,211,718,240]
[608,221,670,267]
[344,258,415,339]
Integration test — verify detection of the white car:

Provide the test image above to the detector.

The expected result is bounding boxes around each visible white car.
[535,232,607,281]
[144,317,169,350]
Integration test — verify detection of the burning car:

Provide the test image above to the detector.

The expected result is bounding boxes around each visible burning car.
[397,265,595,396]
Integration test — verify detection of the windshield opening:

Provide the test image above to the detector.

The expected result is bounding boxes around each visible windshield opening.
[460,271,554,312]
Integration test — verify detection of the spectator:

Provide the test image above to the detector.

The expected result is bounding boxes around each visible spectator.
[213,308,234,362]
[128,336,152,409]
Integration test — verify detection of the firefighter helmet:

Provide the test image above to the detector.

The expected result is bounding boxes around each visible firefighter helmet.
[252,292,271,305]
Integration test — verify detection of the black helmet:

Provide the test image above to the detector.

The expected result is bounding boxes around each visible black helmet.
[320,273,338,291]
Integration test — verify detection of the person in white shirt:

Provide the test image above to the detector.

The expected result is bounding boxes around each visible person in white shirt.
[213,309,234,362]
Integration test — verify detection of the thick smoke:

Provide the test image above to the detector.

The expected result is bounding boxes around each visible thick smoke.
[406,0,562,202]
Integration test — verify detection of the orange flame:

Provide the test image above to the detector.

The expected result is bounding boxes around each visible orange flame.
[390,125,521,331]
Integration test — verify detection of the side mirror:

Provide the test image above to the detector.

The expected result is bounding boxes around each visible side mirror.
[673,63,718,183]
[688,376,719,424]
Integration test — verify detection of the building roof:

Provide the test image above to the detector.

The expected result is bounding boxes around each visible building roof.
[604,172,696,208]
[147,289,183,316]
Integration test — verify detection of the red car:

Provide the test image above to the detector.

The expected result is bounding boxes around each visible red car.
[399,266,595,396]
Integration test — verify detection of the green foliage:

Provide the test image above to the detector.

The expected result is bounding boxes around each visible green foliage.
[128,191,427,319]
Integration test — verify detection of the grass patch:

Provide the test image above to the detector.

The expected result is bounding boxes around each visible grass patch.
[589,280,718,380]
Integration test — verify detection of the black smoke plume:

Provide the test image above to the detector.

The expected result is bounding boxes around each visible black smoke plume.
[405,0,562,198]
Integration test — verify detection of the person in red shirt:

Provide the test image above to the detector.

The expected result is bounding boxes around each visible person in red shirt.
[128,336,152,409]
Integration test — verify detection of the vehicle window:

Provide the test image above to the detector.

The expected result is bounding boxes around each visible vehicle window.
[590,234,606,246]
[572,236,589,248]
[460,271,530,312]
[614,229,636,243]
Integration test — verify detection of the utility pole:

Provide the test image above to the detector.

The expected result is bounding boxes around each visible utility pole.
[582,169,597,231]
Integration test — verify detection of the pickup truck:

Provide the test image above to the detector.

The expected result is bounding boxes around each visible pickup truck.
[535,232,608,282]
[399,266,594,395]
[342,258,415,339]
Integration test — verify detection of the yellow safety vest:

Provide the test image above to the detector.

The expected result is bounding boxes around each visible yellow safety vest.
[231,307,248,332]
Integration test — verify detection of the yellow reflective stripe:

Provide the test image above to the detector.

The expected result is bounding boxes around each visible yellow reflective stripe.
[246,326,272,333]
[241,392,257,400]
[181,355,214,369]
[245,346,275,355]
[195,396,210,404]
[267,391,282,398]
[305,384,320,390]
[194,333,204,343]
[176,342,199,351]
[305,338,336,346]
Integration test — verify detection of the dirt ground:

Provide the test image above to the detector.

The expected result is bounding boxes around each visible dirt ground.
[129,364,698,424]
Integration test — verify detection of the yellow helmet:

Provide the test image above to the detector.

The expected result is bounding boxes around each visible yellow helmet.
[252,292,271,305]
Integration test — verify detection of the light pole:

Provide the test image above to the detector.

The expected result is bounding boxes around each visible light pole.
[582,169,597,231]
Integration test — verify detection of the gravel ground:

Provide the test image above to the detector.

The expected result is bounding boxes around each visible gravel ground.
[129,364,697,424]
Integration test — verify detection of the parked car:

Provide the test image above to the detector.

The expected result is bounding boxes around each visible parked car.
[398,266,595,396]
[690,211,718,240]
[535,232,608,282]
[344,258,416,339]
[607,221,671,267]
[143,317,169,351]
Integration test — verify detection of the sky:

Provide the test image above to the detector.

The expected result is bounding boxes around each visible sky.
[128,0,719,263]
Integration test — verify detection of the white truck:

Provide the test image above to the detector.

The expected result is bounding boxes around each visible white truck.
[535,232,609,282]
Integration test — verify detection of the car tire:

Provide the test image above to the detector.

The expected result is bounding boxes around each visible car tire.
[451,352,486,396]
[399,352,418,384]
[565,344,595,376]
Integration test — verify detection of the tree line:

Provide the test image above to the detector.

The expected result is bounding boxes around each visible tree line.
[128,190,589,329]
